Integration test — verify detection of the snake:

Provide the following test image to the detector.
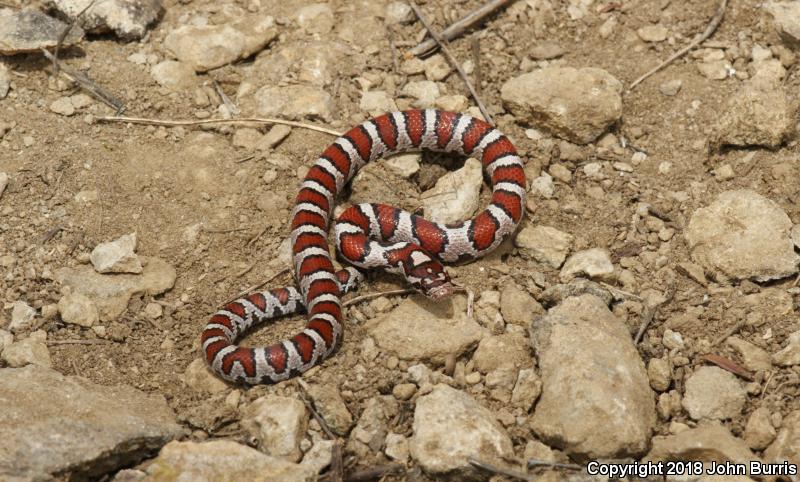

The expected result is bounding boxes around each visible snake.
[201,109,526,384]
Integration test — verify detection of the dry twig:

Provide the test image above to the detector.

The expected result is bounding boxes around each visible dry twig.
[409,3,494,125]
[303,398,344,482]
[701,354,753,381]
[96,115,342,136]
[468,457,533,481]
[527,459,583,471]
[343,289,415,307]
[213,79,240,117]
[47,339,112,346]
[41,48,125,114]
[634,281,676,344]
[629,0,728,90]
[411,0,515,56]
[52,0,98,77]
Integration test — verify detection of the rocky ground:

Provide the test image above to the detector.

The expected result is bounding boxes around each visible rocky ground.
[2,0,800,480]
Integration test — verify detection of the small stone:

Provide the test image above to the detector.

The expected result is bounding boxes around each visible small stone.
[548,164,572,183]
[472,333,532,373]
[386,2,414,24]
[300,440,334,474]
[1,330,51,368]
[423,54,451,81]
[659,79,682,96]
[744,407,776,450]
[301,383,353,436]
[726,336,772,372]
[0,63,9,99]
[90,232,143,274]
[662,329,685,350]
[401,80,440,108]
[686,190,799,282]
[348,397,392,456]
[58,292,99,327]
[646,422,755,464]
[434,94,469,112]
[772,330,800,366]
[559,248,614,282]
[647,358,671,392]
[500,283,544,326]
[763,410,800,468]
[392,383,416,401]
[514,224,574,268]
[400,57,424,75]
[530,173,555,198]
[232,128,263,150]
[50,97,76,116]
[0,8,84,55]
[295,3,334,34]
[422,158,482,224]
[241,395,308,462]
[530,41,565,60]
[697,60,731,80]
[682,366,746,420]
[510,368,542,410]
[150,60,196,91]
[501,67,623,144]
[49,0,162,40]
[359,91,397,116]
[183,359,229,394]
[9,301,36,332]
[253,84,334,121]
[465,371,481,385]
[637,24,668,42]
[144,302,163,319]
[384,433,409,462]
[385,153,420,178]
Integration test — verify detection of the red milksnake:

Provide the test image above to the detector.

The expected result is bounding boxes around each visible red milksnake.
[201,109,526,384]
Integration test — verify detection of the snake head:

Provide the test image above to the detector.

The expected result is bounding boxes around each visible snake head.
[409,263,454,301]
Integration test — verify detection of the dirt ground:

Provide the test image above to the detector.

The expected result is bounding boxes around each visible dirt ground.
[2,0,800,478]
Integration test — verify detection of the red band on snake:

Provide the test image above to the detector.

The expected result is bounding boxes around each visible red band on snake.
[201,109,526,384]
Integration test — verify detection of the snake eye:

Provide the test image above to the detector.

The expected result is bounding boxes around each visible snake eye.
[427,268,433,273]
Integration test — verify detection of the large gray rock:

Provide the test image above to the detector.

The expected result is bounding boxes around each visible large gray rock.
[514,224,574,269]
[241,396,308,462]
[501,67,623,144]
[686,190,799,282]
[422,158,482,224]
[766,1,800,48]
[142,440,315,482]
[47,0,162,40]
[646,422,755,465]
[530,294,655,460]
[0,8,83,55]
[0,366,182,480]
[164,16,277,72]
[367,295,485,365]
[55,256,176,321]
[410,384,513,479]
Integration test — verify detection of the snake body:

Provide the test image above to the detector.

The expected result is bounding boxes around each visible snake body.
[201,109,526,384]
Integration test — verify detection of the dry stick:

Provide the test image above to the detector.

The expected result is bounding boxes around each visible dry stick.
[343,289,415,307]
[471,35,482,95]
[53,0,98,77]
[213,79,240,117]
[411,0,515,56]
[527,460,582,471]
[47,339,112,346]
[468,457,533,481]
[628,0,728,90]
[410,3,494,126]
[304,399,344,482]
[634,282,676,344]
[41,48,125,114]
[96,115,343,137]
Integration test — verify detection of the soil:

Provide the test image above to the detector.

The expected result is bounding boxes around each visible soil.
[1,0,799,477]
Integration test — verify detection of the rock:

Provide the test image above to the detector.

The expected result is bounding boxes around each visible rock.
[368,295,484,365]
[772,330,800,366]
[349,397,392,456]
[47,0,162,40]
[637,24,668,42]
[151,60,196,91]
[0,62,8,99]
[400,57,424,75]
[58,292,99,327]
[766,1,800,48]
[401,80,440,108]
[559,248,614,282]
[647,358,672,392]
[300,440,334,474]
[246,40,356,89]
[712,77,796,148]
[744,407,776,450]
[501,67,623,144]
[295,3,333,34]
[423,54,451,81]
[386,2,414,24]
[253,84,334,121]
[500,283,543,326]
[697,60,731,80]
[530,294,655,460]
[0,329,12,354]
[259,125,292,150]
[514,224,574,268]
[530,41,565,60]
[0,8,83,55]
[50,97,76,116]
[686,190,799,282]
[384,433,409,462]
[682,366,746,420]
[183,358,229,394]
[143,440,315,482]
[0,365,181,480]
[659,79,682,96]
[300,382,353,436]
[359,90,397,117]
[1,330,51,368]
[764,410,800,468]
[530,173,555,198]
[385,153,420,178]
[726,336,772,372]
[422,158,482,224]
[242,396,307,462]
[232,128,263,150]
[90,232,143,274]
[646,422,755,465]
[164,16,277,72]
[55,256,175,322]
[410,384,513,478]
[511,368,542,410]
[9,300,36,332]
[472,333,532,373]
[0,171,7,199]
[434,94,469,112]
